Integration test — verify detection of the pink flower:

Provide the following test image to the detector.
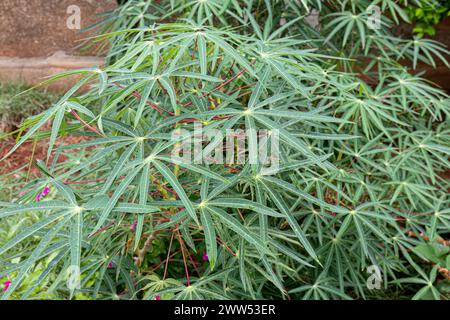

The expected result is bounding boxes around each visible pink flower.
[131,221,137,232]
[3,280,12,292]
[108,261,114,269]
[36,187,50,202]
[42,187,50,196]
[202,252,209,261]
[155,296,161,300]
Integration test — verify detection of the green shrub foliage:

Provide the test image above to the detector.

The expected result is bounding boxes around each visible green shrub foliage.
[406,0,450,37]
[1,0,450,300]
[0,84,56,133]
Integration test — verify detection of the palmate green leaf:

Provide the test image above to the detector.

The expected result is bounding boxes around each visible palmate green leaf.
[65,101,95,118]
[171,71,222,83]
[252,114,334,170]
[102,80,146,115]
[269,239,313,267]
[152,159,199,224]
[197,33,208,75]
[101,143,137,193]
[2,108,55,160]
[134,214,145,251]
[1,214,72,300]
[0,201,70,219]
[261,255,285,293]
[155,155,228,183]
[248,67,270,109]
[113,41,149,69]
[259,179,318,263]
[102,118,138,137]
[120,267,137,296]
[289,280,353,300]
[352,214,369,257]
[152,208,187,232]
[98,70,108,94]
[253,92,297,110]
[400,37,450,70]
[180,221,196,252]
[205,32,256,77]
[168,35,195,69]
[93,165,142,233]
[200,208,217,270]
[264,59,308,96]
[134,79,156,127]
[4,73,95,159]
[261,175,347,214]
[246,9,263,40]
[20,249,68,300]
[206,206,271,256]
[255,182,268,243]
[245,115,258,165]
[253,109,348,123]
[61,136,134,150]
[69,210,83,297]
[134,162,151,250]
[145,108,242,135]
[131,42,153,72]
[0,210,70,256]
[82,195,109,211]
[113,203,160,213]
[47,107,65,161]
[208,198,284,218]
[412,286,439,300]
[158,77,178,111]
[51,179,78,205]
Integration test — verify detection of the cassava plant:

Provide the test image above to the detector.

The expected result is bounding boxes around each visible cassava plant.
[1,0,450,300]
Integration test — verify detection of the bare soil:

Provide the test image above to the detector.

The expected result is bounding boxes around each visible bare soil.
[0,134,88,176]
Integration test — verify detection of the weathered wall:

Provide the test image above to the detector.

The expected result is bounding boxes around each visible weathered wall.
[0,0,117,90]
[0,0,117,57]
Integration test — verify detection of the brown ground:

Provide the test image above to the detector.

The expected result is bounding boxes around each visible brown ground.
[0,134,88,176]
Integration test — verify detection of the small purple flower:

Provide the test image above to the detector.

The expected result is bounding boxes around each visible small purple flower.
[202,252,209,261]
[36,187,50,202]
[155,296,161,300]
[42,187,50,196]
[108,261,114,269]
[131,221,137,232]
[3,280,12,292]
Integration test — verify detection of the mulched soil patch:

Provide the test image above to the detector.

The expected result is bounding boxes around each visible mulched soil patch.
[0,134,88,176]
